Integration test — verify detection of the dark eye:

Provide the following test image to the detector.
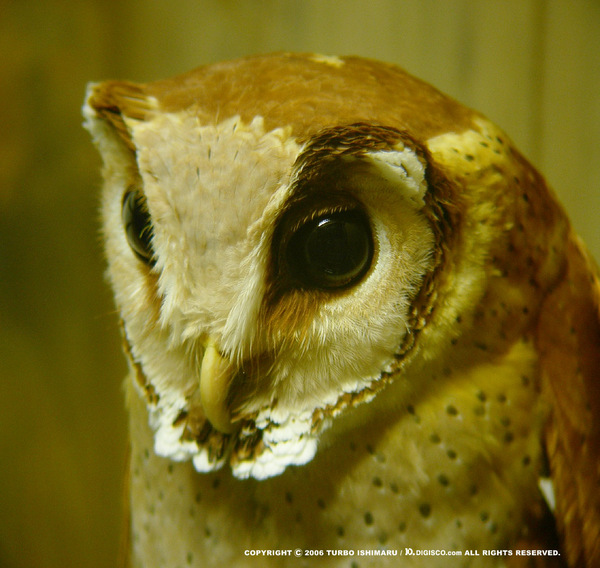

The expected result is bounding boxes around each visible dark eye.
[122,190,154,264]
[286,210,373,289]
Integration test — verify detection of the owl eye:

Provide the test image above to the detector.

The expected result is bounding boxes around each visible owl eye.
[286,210,373,289]
[122,190,155,264]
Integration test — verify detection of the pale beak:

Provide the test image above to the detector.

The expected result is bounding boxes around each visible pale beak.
[200,338,235,434]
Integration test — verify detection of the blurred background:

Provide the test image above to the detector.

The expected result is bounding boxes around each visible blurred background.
[0,1,598,567]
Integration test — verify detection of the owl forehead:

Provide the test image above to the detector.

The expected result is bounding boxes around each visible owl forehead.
[94,53,478,145]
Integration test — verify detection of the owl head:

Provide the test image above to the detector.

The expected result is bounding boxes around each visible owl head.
[83,53,568,480]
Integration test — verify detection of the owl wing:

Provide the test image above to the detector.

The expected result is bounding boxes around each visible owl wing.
[537,231,600,567]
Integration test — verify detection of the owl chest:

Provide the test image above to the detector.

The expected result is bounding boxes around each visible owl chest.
[128,343,548,567]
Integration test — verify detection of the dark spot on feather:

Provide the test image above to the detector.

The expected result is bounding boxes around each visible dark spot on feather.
[419,503,431,518]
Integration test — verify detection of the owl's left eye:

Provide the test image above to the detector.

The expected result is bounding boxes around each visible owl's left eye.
[122,190,155,264]
[286,210,373,289]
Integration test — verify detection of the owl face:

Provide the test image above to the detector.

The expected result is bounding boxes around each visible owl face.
[84,53,564,480]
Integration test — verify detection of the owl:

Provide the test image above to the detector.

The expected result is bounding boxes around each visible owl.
[83,53,600,567]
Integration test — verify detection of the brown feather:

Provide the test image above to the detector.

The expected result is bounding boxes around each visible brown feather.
[86,81,154,153]
[538,233,600,567]
[143,53,479,141]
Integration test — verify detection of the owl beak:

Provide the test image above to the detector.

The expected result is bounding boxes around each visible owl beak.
[200,338,236,434]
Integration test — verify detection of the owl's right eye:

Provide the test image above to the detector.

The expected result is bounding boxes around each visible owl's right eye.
[122,190,155,264]
[285,209,373,290]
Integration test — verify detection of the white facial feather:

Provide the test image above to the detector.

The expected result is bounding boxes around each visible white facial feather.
[363,147,428,207]
[127,114,299,345]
